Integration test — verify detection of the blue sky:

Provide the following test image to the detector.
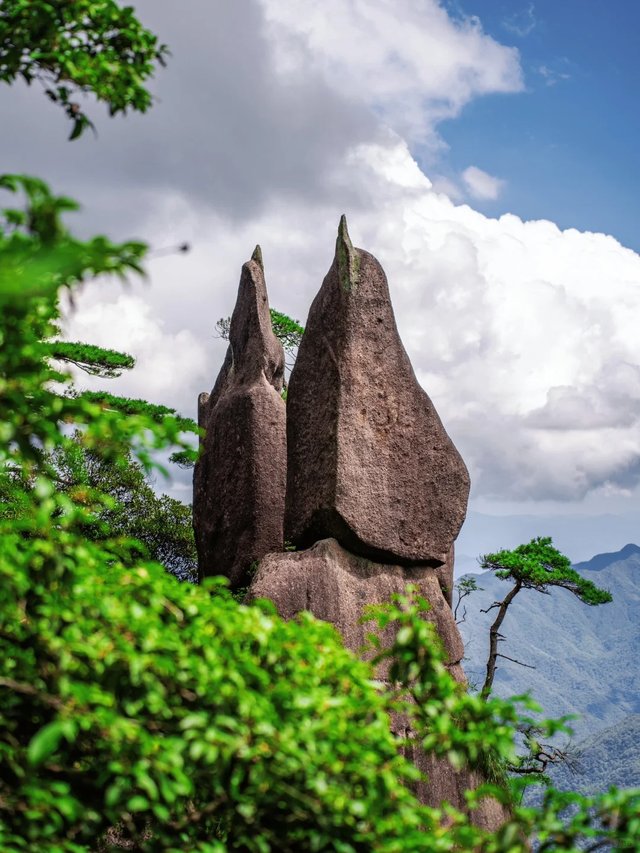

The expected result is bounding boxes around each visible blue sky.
[435,1,640,251]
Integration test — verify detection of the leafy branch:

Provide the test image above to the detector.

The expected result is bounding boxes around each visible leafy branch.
[0,0,168,139]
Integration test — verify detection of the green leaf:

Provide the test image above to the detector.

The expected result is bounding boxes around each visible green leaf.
[127,795,149,812]
[27,720,66,766]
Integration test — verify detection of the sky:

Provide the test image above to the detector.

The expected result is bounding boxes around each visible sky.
[2,0,640,563]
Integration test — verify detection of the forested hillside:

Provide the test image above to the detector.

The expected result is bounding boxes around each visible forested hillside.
[551,714,640,795]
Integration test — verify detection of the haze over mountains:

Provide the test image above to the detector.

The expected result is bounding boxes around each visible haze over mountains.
[455,512,640,577]
[458,543,640,793]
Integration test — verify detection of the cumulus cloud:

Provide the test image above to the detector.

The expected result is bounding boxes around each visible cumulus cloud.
[62,293,211,418]
[259,0,523,147]
[461,165,506,200]
[5,0,639,510]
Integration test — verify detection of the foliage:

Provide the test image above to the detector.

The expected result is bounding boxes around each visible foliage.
[0,558,428,850]
[0,174,193,470]
[0,173,146,300]
[1,172,199,541]
[76,392,199,469]
[0,0,168,139]
[78,391,197,433]
[1,435,198,583]
[478,538,612,698]
[44,340,135,378]
[216,307,304,366]
[480,537,613,606]
[268,309,305,356]
[453,575,482,624]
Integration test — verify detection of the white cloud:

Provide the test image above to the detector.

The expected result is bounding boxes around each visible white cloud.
[430,174,465,201]
[63,293,211,418]
[37,0,639,511]
[536,62,571,87]
[461,165,505,200]
[502,4,536,38]
[259,0,523,148]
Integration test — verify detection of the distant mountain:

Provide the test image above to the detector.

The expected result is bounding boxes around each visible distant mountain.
[573,543,640,573]
[457,544,640,741]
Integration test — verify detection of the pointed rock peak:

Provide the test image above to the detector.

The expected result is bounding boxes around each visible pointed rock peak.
[338,214,351,248]
[285,224,470,566]
[335,214,360,292]
[229,251,284,391]
[251,244,264,271]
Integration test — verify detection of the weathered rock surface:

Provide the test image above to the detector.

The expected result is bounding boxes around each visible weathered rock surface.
[285,217,470,567]
[248,538,509,826]
[193,247,286,587]
[248,538,465,681]
[394,725,511,829]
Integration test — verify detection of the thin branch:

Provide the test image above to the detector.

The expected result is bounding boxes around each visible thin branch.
[0,676,63,710]
[496,653,536,670]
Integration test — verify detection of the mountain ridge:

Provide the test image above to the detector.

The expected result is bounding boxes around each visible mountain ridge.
[573,542,640,573]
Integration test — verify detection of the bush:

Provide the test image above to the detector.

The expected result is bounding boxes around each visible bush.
[0,542,431,851]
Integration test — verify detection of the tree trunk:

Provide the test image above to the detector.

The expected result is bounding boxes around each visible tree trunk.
[481,580,522,698]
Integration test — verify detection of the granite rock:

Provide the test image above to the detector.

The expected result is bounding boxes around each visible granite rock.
[285,217,470,567]
[193,247,286,587]
[248,538,464,680]
[248,538,508,827]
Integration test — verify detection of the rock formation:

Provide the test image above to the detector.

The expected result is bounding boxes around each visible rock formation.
[285,216,470,567]
[197,222,506,830]
[193,247,286,588]
[249,537,465,681]
[249,538,507,828]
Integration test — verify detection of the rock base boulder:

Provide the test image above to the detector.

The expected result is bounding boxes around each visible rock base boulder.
[248,538,508,826]
[248,537,464,679]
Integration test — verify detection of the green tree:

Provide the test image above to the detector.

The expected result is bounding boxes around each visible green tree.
[216,308,304,373]
[0,0,168,138]
[453,575,483,625]
[1,434,198,583]
[0,174,199,579]
[478,537,612,699]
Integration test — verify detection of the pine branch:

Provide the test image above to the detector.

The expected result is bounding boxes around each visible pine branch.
[45,340,135,377]
[79,391,197,433]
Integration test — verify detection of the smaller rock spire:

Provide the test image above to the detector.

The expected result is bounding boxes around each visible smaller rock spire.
[193,249,287,587]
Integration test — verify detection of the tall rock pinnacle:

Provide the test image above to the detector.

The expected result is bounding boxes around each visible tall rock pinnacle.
[193,249,286,587]
[285,217,470,568]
